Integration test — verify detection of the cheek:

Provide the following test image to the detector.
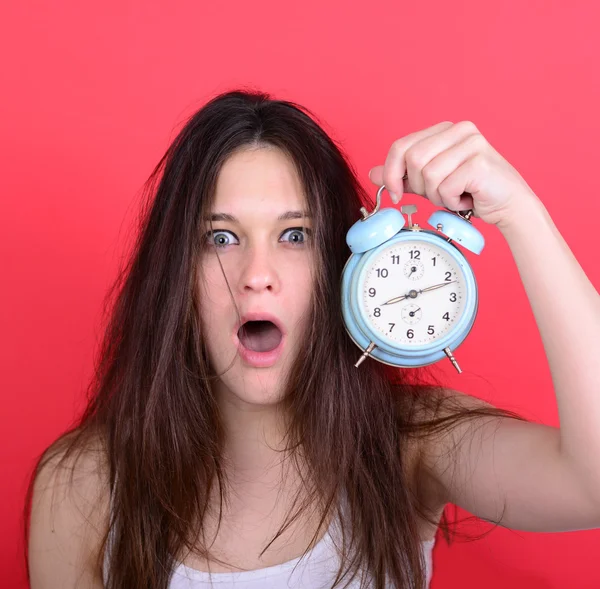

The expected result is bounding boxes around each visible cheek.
[197,265,229,328]
[284,263,313,312]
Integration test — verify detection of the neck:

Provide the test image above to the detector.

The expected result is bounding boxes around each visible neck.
[217,386,294,485]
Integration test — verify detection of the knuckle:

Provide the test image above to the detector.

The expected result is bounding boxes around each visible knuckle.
[405,150,428,171]
[390,137,407,153]
[465,132,487,148]
[456,120,478,134]
[473,152,491,171]
[421,163,441,183]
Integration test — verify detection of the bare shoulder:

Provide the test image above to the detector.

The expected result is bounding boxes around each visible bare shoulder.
[28,432,110,589]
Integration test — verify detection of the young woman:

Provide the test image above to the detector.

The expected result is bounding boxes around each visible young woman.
[25,89,600,589]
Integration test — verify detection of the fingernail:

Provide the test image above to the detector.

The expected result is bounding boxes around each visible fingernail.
[389,191,399,204]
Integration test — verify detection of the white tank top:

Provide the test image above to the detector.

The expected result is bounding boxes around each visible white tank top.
[103,508,435,588]
[170,531,435,588]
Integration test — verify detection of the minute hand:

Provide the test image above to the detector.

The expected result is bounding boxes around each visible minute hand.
[381,280,457,306]
[419,279,457,293]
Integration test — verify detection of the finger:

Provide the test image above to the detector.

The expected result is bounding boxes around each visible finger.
[368,166,427,205]
[368,122,453,202]
[417,132,483,208]
[380,121,455,199]
[404,122,481,202]
[436,155,478,212]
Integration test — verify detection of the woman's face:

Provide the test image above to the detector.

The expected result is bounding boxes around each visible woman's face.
[197,147,315,407]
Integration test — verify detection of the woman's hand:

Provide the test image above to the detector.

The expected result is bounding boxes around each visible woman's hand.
[368,121,540,228]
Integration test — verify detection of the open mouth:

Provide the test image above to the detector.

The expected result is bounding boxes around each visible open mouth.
[237,320,283,353]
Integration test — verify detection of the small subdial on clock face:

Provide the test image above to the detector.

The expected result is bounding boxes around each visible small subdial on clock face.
[401,303,422,325]
[403,259,424,280]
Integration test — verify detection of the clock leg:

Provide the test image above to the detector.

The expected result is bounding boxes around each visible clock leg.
[444,347,463,374]
[355,341,376,368]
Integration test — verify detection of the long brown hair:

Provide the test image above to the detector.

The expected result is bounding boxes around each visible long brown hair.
[24,88,524,589]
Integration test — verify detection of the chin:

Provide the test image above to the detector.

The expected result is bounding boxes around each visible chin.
[217,368,287,408]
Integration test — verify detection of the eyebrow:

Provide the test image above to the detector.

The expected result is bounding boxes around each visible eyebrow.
[206,211,311,223]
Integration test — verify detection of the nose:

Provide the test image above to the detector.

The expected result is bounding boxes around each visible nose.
[238,244,281,294]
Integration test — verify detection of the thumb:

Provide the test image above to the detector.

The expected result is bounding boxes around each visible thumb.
[368,165,384,186]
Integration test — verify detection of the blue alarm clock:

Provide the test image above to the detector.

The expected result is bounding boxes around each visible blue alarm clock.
[341,185,485,373]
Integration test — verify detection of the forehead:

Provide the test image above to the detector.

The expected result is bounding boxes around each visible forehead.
[212,147,307,213]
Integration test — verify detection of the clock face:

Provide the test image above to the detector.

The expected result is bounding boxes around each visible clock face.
[360,239,468,346]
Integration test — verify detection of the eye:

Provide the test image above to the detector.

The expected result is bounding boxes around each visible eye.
[280,227,311,245]
[205,229,239,248]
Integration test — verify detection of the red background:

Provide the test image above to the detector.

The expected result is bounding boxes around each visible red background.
[2,1,600,587]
